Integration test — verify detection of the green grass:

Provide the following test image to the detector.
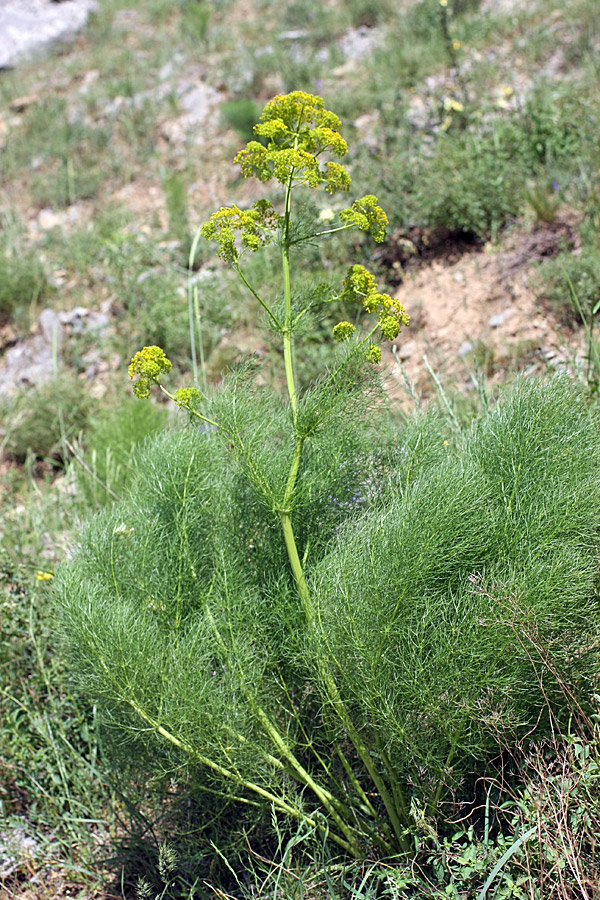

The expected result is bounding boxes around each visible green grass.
[1,374,94,464]
[0,248,49,322]
[531,247,600,326]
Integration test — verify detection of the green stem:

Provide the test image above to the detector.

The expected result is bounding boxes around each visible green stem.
[204,604,362,855]
[311,224,354,239]
[159,385,222,433]
[289,223,354,245]
[251,703,362,855]
[97,653,358,855]
[235,262,282,331]
[280,504,409,849]
[282,177,298,423]
[280,511,313,619]
[375,732,410,824]
[276,179,410,851]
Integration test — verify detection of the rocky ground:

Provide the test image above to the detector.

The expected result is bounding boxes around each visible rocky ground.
[0,0,98,69]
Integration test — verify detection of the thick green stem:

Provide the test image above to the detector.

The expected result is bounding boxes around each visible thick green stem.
[280,511,313,620]
[276,180,410,852]
[280,484,409,849]
[251,703,362,855]
[125,694,360,853]
[97,653,359,855]
[282,178,298,423]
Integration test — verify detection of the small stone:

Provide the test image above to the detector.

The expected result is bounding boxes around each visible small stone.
[84,311,109,332]
[395,339,417,361]
[0,336,57,397]
[458,340,474,357]
[277,29,309,40]
[37,208,62,231]
[58,306,109,334]
[9,93,38,112]
[338,25,381,60]
[488,309,514,328]
[38,308,64,350]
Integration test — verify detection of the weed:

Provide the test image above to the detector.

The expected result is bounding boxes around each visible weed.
[180,0,211,43]
[220,99,264,144]
[1,374,93,464]
[74,394,169,508]
[531,248,600,326]
[58,96,600,884]
[0,250,49,322]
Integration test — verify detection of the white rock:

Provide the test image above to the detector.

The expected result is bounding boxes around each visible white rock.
[38,308,64,350]
[488,309,514,328]
[0,0,98,69]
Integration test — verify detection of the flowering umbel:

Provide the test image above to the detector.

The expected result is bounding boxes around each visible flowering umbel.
[128,346,172,398]
[233,91,351,194]
[339,195,388,244]
[200,200,281,263]
[338,264,410,344]
[173,387,204,412]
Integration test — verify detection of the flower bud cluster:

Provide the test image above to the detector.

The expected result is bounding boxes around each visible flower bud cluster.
[339,195,388,243]
[201,200,280,262]
[173,387,204,411]
[365,345,382,364]
[332,321,356,342]
[233,91,351,194]
[339,265,410,342]
[128,346,172,399]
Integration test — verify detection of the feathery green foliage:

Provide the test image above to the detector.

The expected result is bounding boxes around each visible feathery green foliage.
[57,375,600,856]
[57,93,600,867]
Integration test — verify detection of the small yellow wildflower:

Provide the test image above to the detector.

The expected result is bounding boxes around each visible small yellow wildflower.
[440,0,448,6]
[452,40,462,50]
[35,571,53,581]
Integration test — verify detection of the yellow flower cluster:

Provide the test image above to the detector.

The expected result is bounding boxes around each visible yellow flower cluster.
[35,570,54,581]
[173,387,204,411]
[200,200,280,263]
[339,195,388,243]
[365,345,381,364]
[339,265,410,341]
[233,91,352,194]
[128,346,172,399]
[332,321,356,342]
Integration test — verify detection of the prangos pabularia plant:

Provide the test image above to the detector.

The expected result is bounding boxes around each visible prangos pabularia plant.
[125,91,411,855]
[58,93,600,868]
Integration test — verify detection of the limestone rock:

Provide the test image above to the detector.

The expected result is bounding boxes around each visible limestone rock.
[0,0,98,69]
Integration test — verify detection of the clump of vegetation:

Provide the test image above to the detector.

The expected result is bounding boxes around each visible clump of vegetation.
[76,394,169,507]
[2,374,93,464]
[220,99,264,143]
[0,251,48,321]
[531,247,600,326]
[56,96,600,889]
